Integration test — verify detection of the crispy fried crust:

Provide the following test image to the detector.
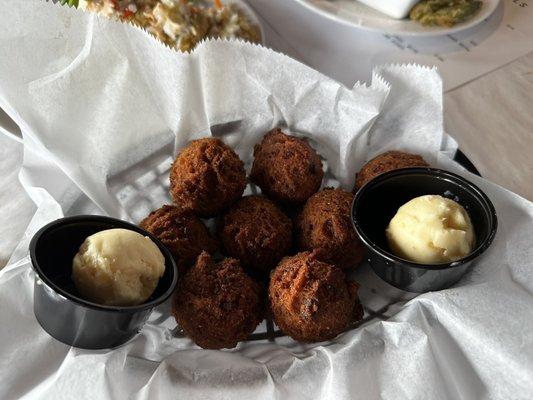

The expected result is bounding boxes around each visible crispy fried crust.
[353,150,429,192]
[139,205,218,273]
[269,251,363,342]
[170,138,246,217]
[250,129,323,204]
[295,188,365,270]
[172,252,264,349]
[219,196,293,274]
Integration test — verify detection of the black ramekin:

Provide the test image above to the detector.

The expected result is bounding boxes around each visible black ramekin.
[351,168,497,293]
[29,215,178,350]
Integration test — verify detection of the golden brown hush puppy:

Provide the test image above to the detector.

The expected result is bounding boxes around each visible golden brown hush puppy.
[139,205,218,273]
[219,195,292,274]
[269,251,363,342]
[353,150,429,192]
[295,188,365,270]
[250,128,323,205]
[170,138,246,217]
[172,252,264,349]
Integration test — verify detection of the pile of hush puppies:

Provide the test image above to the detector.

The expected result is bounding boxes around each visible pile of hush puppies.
[140,128,429,349]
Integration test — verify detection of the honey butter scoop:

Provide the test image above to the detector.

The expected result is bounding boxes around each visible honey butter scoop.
[386,195,475,264]
[72,228,165,306]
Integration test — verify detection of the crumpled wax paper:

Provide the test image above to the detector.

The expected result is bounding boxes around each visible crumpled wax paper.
[0,1,532,399]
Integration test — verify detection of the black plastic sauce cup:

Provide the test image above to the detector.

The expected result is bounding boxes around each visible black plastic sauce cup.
[351,168,497,293]
[29,215,178,350]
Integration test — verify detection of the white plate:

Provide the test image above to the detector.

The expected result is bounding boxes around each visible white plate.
[293,0,501,36]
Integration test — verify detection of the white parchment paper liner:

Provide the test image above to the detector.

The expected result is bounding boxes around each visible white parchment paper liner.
[0,1,531,399]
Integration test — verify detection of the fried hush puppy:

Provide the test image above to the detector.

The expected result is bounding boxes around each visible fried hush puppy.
[269,251,363,342]
[353,150,429,192]
[219,196,293,274]
[170,138,246,218]
[139,205,218,273]
[251,128,323,205]
[295,188,365,270]
[172,252,264,349]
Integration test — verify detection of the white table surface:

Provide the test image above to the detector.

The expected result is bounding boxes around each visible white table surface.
[1,0,532,268]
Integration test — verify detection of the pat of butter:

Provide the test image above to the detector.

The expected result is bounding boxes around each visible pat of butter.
[358,0,421,19]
